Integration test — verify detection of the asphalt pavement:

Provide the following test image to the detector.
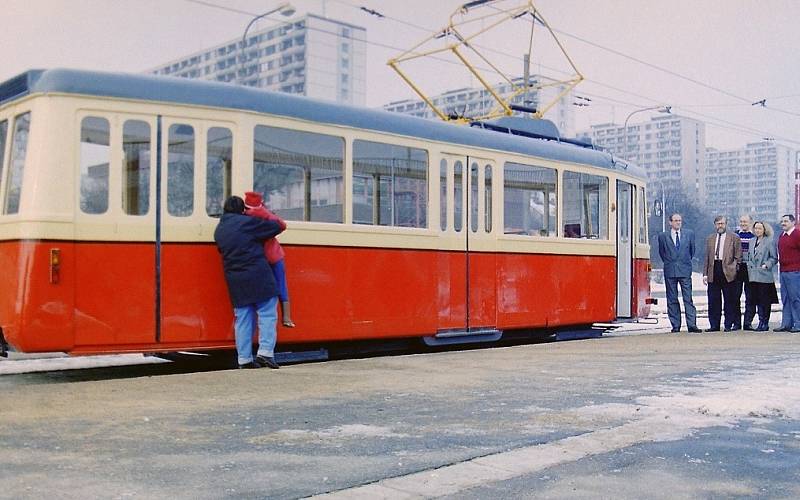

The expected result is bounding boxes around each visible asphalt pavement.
[2,323,800,499]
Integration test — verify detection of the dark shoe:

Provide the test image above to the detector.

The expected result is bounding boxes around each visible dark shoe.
[256,355,280,369]
[725,326,741,332]
[773,326,790,332]
[688,327,702,333]
[238,361,260,369]
[670,328,680,333]
[743,324,754,331]
[756,324,769,332]
[704,328,720,332]
[790,328,800,334]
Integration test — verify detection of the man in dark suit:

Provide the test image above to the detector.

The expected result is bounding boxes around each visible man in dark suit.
[214,195,286,369]
[702,215,742,332]
[658,213,701,333]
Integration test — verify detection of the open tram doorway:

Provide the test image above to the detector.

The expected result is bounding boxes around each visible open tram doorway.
[616,181,634,317]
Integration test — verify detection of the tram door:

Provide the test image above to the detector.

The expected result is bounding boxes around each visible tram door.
[74,114,157,348]
[438,154,497,333]
[616,181,633,317]
[157,119,234,344]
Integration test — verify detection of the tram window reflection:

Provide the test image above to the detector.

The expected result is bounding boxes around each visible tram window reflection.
[253,125,344,223]
[79,116,110,215]
[352,140,428,228]
[122,120,151,216]
[453,161,463,232]
[563,171,608,239]
[470,162,478,232]
[5,113,31,215]
[503,162,556,237]
[167,124,195,217]
[485,164,492,233]
[0,120,7,209]
[206,127,232,217]
[440,158,447,231]
[638,186,648,243]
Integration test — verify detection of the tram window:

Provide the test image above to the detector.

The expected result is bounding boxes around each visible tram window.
[485,164,492,233]
[79,116,110,215]
[563,171,608,239]
[122,120,151,216]
[440,159,447,231]
[638,186,648,243]
[503,162,556,237]
[0,120,7,208]
[206,127,232,217]
[470,162,478,232]
[4,113,31,214]
[253,125,344,223]
[352,140,428,228]
[168,124,195,217]
[453,161,463,232]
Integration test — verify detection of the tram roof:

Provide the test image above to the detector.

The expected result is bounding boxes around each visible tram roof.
[3,68,644,178]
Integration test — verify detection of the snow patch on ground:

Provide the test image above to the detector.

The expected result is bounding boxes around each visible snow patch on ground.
[0,354,165,375]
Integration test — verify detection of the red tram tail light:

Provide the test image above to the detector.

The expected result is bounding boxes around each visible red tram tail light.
[49,248,61,284]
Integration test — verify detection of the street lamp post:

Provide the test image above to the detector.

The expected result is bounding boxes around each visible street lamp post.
[239,2,296,86]
[621,105,671,232]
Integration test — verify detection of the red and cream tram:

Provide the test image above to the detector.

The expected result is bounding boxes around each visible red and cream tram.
[0,69,653,357]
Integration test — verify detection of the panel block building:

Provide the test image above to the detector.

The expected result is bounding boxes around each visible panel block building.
[149,14,366,106]
[705,141,799,225]
[580,114,706,201]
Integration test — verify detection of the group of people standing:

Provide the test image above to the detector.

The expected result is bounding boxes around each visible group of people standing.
[659,212,800,333]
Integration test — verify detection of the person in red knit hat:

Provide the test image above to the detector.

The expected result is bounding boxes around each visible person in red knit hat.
[244,191,295,328]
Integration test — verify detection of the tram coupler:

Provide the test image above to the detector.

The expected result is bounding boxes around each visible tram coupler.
[0,329,8,358]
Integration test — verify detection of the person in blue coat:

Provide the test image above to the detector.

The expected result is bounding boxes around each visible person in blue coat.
[214,196,285,369]
[658,213,701,333]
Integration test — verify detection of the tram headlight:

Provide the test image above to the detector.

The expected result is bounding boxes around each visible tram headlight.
[49,248,61,284]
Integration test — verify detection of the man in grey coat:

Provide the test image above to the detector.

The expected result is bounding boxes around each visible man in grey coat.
[658,213,701,332]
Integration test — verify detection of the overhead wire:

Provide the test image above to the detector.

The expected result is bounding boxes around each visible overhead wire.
[181,0,798,144]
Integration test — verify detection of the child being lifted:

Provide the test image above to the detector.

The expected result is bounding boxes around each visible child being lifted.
[244,191,296,328]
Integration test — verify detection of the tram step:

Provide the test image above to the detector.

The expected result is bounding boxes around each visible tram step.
[422,328,503,346]
[554,327,605,341]
[275,348,329,364]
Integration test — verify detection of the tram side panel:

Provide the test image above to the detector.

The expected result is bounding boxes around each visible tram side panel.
[0,240,75,352]
[277,245,439,342]
[159,242,232,346]
[72,242,156,350]
[632,258,652,319]
[496,253,616,328]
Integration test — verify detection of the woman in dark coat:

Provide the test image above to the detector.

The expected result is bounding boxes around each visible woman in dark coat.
[214,196,285,368]
[745,221,779,331]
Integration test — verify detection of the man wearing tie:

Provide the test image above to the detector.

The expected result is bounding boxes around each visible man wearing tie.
[702,215,742,332]
[775,214,800,333]
[658,213,701,333]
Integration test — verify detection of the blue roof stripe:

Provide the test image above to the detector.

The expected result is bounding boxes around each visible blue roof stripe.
[8,68,644,179]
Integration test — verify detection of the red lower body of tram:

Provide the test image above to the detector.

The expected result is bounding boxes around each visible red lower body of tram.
[1,239,648,355]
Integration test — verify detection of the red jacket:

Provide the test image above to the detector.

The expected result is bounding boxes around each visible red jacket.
[778,229,800,273]
[245,205,287,264]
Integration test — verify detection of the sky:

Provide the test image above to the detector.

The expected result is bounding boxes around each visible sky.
[3,0,799,149]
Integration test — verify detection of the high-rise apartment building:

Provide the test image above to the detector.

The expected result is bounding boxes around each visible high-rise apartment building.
[581,114,706,199]
[149,14,366,106]
[705,142,798,224]
[383,76,576,138]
